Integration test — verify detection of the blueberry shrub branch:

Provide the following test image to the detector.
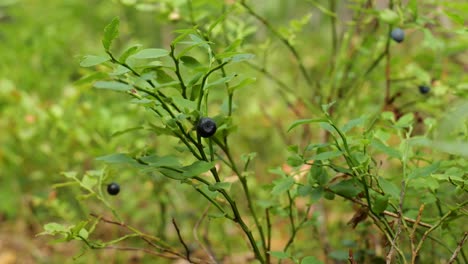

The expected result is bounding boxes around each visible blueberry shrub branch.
[39,2,468,264]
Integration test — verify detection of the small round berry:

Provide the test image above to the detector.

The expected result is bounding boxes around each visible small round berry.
[418,85,430,94]
[390,28,405,43]
[197,117,217,138]
[107,182,120,195]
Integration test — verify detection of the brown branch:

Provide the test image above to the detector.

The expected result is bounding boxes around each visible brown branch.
[329,192,433,229]
[386,179,407,264]
[412,200,468,263]
[172,218,192,263]
[448,232,468,264]
[89,213,182,257]
[98,245,178,259]
[410,204,425,259]
[265,208,272,264]
[193,207,219,264]
[240,0,312,87]
[90,213,123,226]
[348,248,357,264]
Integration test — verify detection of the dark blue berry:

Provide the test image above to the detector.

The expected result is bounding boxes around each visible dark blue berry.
[391,28,405,43]
[107,182,120,195]
[418,85,430,94]
[197,117,217,138]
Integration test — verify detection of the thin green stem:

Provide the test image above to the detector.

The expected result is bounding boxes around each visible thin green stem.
[329,0,338,67]
[170,45,188,98]
[283,205,312,253]
[197,62,229,110]
[213,137,267,261]
[266,208,272,264]
[283,191,296,253]
[193,138,263,262]
[240,0,312,87]
[413,200,468,262]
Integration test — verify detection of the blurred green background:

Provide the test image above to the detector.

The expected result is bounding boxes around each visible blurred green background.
[1,0,467,263]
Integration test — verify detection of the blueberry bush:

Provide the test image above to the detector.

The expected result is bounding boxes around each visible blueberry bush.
[1,0,467,263]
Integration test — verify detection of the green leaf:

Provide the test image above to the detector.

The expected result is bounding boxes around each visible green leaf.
[329,179,361,198]
[379,9,399,24]
[298,185,313,196]
[328,164,353,174]
[269,251,290,259]
[172,28,197,46]
[381,113,395,124]
[329,250,348,261]
[189,34,210,50]
[432,141,468,157]
[182,161,216,178]
[159,168,184,180]
[269,167,287,177]
[95,153,138,165]
[408,0,418,18]
[373,195,389,214]
[111,126,145,137]
[94,81,132,92]
[288,118,328,132]
[207,10,230,33]
[257,199,277,209]
[102,17,120,51]
[109,65,130,76]
[147,124,175,136]
[309,162,328,186]
[81,174,98,190]
[287,153,304,167]
[412,177,440,192]
[228,53,255,63]
[324,191,335,200]
[80,55,110,67]
[271,177,295,195]
[395,113,414,128]
[78,228,89,240]
[205,74,237,90]
[188,72,203,86]
[62,171,78,180]
[371,139,401,159]
[70,221,88,238]
[378,178,400,199]
[119,44,142,63]
[408,162,440,179]
[172,96,197,112]
[43,222,68,234]
[313,150,342,161]
[301,256,323,264]
[307,0,335,17]
[130,48,169,59]
[224,39,242,53]
[37,222,68,237]
[321,101,335,114]
[208,182,231,191]
[310,187,324,202]
[140,155,181,168]
[228,77,256,93]
[443,11,464,25]
[319,122,336,134]
[180,55,202,69]
[342,117,366,133]
[216,52,255,62]
[74,72,108,86]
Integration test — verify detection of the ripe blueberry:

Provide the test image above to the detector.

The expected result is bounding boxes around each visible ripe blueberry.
[107,182,120,195]
[418,85,430,94]
[390,28,405,43]
[197,117,217,138]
